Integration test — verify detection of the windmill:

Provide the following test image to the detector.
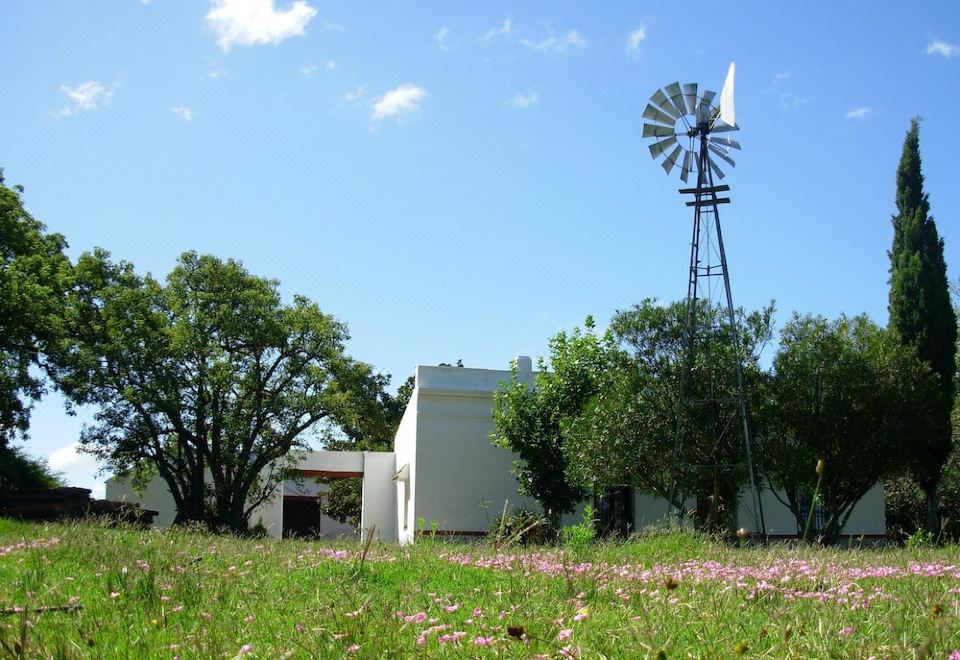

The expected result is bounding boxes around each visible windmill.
[642,63,765,537]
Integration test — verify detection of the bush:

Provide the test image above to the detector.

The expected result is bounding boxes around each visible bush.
[488,506,555,546]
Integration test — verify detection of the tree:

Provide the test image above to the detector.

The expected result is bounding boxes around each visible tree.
[55,250,383,532]
[761,314,939,543]
[0,445,65,493]
[491,319,609,527]
[0,169,72,447]
[562,299,773,533]
[888,118,957,534]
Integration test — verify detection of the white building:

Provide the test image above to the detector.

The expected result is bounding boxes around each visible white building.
[107,359,887,542]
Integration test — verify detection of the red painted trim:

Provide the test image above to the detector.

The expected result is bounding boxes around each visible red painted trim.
[291,470,363,479]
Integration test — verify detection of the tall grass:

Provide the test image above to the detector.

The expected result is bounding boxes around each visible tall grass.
[1,518,958,657]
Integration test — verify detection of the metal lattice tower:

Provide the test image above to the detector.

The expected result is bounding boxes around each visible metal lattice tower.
[642,64,765,536]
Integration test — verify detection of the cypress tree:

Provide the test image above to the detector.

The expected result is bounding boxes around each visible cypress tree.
[888,117,957,534]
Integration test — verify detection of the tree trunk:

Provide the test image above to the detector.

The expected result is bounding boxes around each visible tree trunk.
[923,484,941,538]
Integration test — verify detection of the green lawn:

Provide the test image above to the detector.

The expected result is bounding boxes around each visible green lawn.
[1,518,958,658]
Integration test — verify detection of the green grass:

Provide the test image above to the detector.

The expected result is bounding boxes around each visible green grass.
[1,519,959,658]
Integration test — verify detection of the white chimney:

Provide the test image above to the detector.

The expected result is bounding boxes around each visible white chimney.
[514,355,532,373]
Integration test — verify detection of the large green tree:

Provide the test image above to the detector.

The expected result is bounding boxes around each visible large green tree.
[0,170,72,447]
[562,299,773,533]
[888,118,956,534]
[761,314,939,543]
[491,319,609,527]
[55,250,383,532]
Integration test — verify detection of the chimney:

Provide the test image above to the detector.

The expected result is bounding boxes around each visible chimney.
[514,355,532,373]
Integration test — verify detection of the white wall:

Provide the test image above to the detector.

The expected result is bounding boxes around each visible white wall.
[105,473,178,529]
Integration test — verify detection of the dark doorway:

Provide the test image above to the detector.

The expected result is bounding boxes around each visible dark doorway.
[595,486,633,538]
[282,497,322,538]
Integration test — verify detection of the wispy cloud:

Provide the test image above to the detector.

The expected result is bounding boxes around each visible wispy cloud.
[205,0,318,51]
[780,92,812,109]
[479,18,512,44]
[625,27,646,56]
[436,25,450,51]
[521,30,587,54]
[846,106,875,120]
[512,92,539,109]
[371,84,428,123]
[300,60,334,77]
[342,85,366,104]
[927,38,959,58]
[57,80,116,116]
[169,106,193,121]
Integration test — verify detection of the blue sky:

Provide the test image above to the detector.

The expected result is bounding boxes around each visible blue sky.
[2,1,959,496]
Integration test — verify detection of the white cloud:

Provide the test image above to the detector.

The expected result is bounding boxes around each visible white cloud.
[626,27,646,55]
[57,80,115,116]
[326,59,336,70]
[342,85,366,104]
[480,18,512,43]
[774,72,790,82]
[205,0,318,51]
[48,442,106,498]
[371,84,428,122]
[436,25,450,51]
[300,62,318,77]
[512,92,539,108]
[780,92,812,109]
[846,106,875,120]
[521,30,587,54]
[169,106,193,121]
[927,38,960,58]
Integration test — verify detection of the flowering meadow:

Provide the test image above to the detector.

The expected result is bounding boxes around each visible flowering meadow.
[1,519,959,658]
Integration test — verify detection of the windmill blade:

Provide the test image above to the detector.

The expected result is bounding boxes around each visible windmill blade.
[708,143,736,168]
[700,90,716,107]
[650,89,680,119]
[707,156,726,180]
[643,103,676,127]
[710,137,741,150]
[681,83,698,115]
[710,122,740,133]
[648,136,678,159]
[665,82,687,117]
[680,150,694,183]
[642,123,676,138]
[718,62,736,128]
[661,144,683,175]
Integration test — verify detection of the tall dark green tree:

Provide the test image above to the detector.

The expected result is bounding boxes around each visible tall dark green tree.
[0,169,72,447]
[888,118,957,534]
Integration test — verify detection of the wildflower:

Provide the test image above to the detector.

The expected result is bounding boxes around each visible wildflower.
[444,604,459,613]
[346,645,360,654]
[244,614,256,623]
[816,459,825,477]
[472,607,483,617]
[557,628,573,641]
[948,651,960,660]
[839,627,854,637]
[238,644,253,654]
[473,636,494,646]
[573,607,589,622]
[109,592,120,599]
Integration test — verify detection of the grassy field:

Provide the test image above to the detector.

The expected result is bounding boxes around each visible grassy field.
[1,519,959,658]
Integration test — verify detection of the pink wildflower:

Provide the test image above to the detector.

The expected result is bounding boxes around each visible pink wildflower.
[948,651,960,660]
[839,627,854,637]
[557,628,573,641]
[444,604,459,613]
[346,644,360,654]
[238,644,253,654]
[473,636,494,646]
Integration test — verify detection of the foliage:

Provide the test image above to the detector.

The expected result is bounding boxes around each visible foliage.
[562,299,773,533]
[560,504,596,556]
[491,319,609,526]
[0,445,65,492]
[53,250,383,533]
[0,170,72,447]
[888,118,957,532]
[487,506,554,547]
[761,314,940,543]
[2,519,960,657]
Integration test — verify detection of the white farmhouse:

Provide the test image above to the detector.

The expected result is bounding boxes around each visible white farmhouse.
[107,359,886,542]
